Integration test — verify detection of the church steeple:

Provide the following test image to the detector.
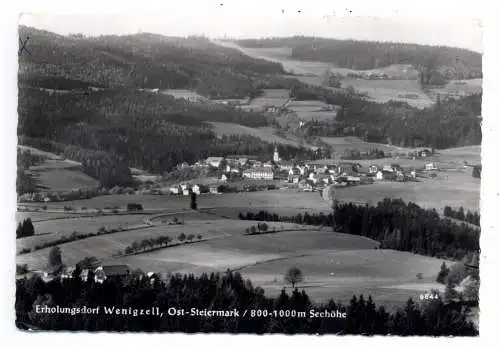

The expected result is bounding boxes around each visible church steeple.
[273,146,280,162]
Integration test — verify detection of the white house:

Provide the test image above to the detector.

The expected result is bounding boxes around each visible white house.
[289,175,301,183]
[375,171,384,180]
[169,186,180,195]
[192,184,200,195]
[308,172,318,184]
[369,165,379,174]
[206,157,224,168]
[382,165,393,172]
[243,167,274,180]
[425,162,437,171]
[220,174,228,182]
[279,162,294,171]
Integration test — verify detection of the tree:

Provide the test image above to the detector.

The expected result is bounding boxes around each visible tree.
[250,225,257,234]
[436,262,450,284]
[48,246,62,268]
[131,241,140,252]
[78,256,99,269]
[443,206,452,217]
[444,277,458,301]
[190,192,198,210]
[178,233,186,242]
[197,234,202,240]
[140,239,149,251]
[187,234,195,242]
[472,165,481,179]
[284,267,303,289]
[16,218,35,238]
[72,264,82,279]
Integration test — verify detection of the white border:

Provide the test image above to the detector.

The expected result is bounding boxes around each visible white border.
[2,1,498,346]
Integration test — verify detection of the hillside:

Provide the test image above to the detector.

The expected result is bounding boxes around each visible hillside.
[235,36,482,80]
[18,26,284,99]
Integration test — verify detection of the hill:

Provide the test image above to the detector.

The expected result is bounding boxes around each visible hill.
[18,26,284,99]
[234,36,482,80]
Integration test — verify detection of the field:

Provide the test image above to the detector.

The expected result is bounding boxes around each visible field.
[341,79,434,109]
[19,145,99,192]
[427,79,482,101]
[16,219,308,269]
[100,228,453,310]
[319,136,409,158]
[16,214,150,251]
[436,146,481,166]
[239,249,453,310]
[207,121,304,147]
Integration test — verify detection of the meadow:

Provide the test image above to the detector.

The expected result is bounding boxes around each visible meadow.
[103,228,453,310]
[207,121,306,148]
[19,145,99,192]
[16,214,150,251]
[319,136,409,158]
[436,146,481,166]
[16,219,308,269]
[340,79,434,109]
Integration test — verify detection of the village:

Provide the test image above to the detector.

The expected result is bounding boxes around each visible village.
[166,146,439,197]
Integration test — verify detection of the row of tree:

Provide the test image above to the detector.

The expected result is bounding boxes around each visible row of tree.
[122,232,203,256]
[443,206,480,226]
[238,198,480,261]
[15,269,477,335]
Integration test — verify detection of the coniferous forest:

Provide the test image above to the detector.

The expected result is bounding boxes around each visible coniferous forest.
[16,270,477,335]
[239,198,480,261]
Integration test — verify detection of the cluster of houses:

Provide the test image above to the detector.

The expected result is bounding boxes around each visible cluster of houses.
[165,146,440,195]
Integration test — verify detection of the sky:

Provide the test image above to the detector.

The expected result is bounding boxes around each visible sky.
[18,1,483,52]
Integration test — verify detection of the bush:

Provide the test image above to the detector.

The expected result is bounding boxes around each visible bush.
[16,264,29,275]
[127,203,144,212]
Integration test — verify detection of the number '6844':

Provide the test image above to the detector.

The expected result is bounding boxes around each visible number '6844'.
[419,293,440,300]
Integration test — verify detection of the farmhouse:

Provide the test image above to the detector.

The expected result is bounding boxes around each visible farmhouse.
[369,165,380,174]
[206,157,224,168]
[169,186,180,195]
[94,265,130,283]
[209,185,221,194]
[289,174,301,183]
[318,173,333,184]
[337,163,354,176]
[162,89,207,103]
[192,184,201,195]
[298,179,313,191]
[243,167,274,180]
[425,162,438,171]
[279,161,294,171]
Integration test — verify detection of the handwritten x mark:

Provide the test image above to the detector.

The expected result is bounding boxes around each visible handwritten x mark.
[19,36,31,56]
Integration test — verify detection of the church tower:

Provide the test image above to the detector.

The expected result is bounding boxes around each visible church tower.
[273,146,280,162]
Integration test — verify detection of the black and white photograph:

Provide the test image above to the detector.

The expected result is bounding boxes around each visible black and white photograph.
[10,1,487,337]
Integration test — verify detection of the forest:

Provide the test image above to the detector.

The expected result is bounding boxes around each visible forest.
[238,198,480,261]
[18,26,284,99]
[302,93,482,149]
[235,36,482,79]
[15,270,477,335]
